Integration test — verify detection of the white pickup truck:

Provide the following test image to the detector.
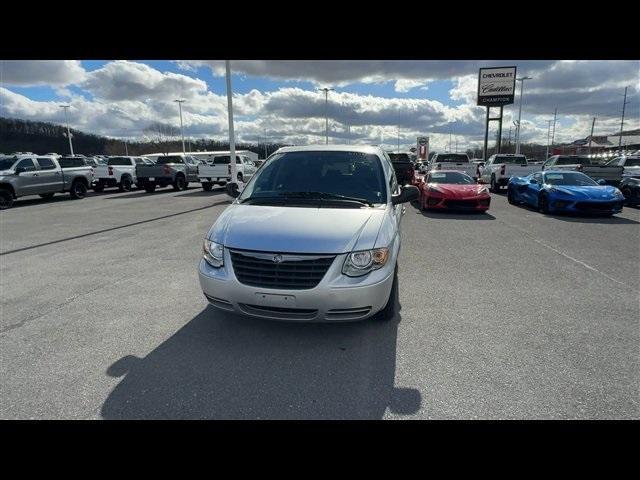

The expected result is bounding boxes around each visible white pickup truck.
[197,154,257,191]
[428,153,478,178]
[93,156,153,192]
[542,155,623,186]
[478,154,539,192]
[605,155,640,179]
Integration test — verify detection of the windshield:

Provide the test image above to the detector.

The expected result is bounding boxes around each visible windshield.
[435,154,469,163]
[0,158,17,170]
[544,172,597,186]
[608,156,640,166]
[156,156,183,165]
[427,171,474,184]
[108,157,132,166]
[238,151,387,206]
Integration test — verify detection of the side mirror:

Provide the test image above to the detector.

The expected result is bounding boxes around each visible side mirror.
[596,179,607,186]
[15,166,25,174]
[225,182,240,198]
[392,185,419,205]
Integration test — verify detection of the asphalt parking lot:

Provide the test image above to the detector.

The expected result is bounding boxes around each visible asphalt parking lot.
[1,186,638,419]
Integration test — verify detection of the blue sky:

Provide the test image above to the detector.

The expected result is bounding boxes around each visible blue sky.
[1,60,638,151]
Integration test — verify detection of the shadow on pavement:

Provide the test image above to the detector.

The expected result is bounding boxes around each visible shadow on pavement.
[174,189,227,198]
[101,284,421,419]
[510,202,639,224]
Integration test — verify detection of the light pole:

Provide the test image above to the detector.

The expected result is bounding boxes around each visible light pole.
[515,76,533,154]
[318,87,334,144]
[545,120,552,160]
[225,61,237,185]
[174,99,186,155]
[124,139,129,156]
[263,127,268,159]
[59,105,74,156]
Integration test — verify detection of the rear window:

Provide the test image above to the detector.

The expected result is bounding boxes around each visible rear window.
[156,156,184,165]
[37,158,57,170]
[556,156,591,165]
[494,155,526,164]
[212,155,241,164]
[435,154,469,163]
[58,157,84,168]
[388,153,411,162]
[108,157,133,166]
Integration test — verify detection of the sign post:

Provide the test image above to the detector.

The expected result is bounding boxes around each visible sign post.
[417,136,429,161]
[478,66,516,161]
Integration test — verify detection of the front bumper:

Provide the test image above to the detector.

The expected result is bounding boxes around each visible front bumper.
[549,197,624,214]
[198,248,396,322]
[422,194,490,211]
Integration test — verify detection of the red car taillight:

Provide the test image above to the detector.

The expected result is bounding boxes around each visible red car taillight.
[108,166,113,176]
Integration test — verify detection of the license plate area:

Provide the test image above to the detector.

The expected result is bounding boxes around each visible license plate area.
[254,293,297,308]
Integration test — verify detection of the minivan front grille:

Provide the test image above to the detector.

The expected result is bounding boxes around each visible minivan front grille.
[229,250,336,290]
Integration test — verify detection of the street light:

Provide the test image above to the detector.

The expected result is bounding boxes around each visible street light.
[515,76,533,154]
[174,99,186,155]
[318,87,335,144]
[59,105,74,156]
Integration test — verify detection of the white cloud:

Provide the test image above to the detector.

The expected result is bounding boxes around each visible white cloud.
[1,60,86,87]
[394,79,428,93]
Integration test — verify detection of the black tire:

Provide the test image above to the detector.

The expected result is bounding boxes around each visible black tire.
[490,175,499,193]
[119,176,132,192]
[507,187,516,205]
[145,184,157,193]
[183,182,190,190]
[374,264,399,322]
[202,182,213,191]
[39,193,55,200]
[173,175,186,191]
[538,193,550,214]
[218,181,227,187]
[70,181,87,199]
[0,190,14,210]
[622,188,631,205]
[93,183,104,193]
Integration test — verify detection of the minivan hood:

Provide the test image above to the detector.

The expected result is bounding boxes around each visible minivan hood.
[207,204,387,254]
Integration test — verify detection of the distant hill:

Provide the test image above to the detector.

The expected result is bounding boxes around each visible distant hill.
[0,117,281,158]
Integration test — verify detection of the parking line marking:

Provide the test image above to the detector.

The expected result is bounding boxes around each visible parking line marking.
[498,220,629,288]
[0,200,230,256]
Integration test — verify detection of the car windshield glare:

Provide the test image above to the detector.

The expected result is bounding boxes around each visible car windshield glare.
[436,154,469,163]
[544,172,598,186]
[428,172,474,184]
[156,156,183,165]
[238,151,387,205]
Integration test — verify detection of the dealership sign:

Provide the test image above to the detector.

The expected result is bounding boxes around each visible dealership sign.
[477,66,517,106]
[417,136,429,160]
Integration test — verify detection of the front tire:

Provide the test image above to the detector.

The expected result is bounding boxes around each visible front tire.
[202,182,213,191]
[507,187,516,204]
[0,190,14,209]
[70,181,87,199]
[374,264,399,322]
[490,175,500,193]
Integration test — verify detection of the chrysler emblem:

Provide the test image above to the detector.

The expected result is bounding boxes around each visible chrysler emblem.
[273,254,283,264]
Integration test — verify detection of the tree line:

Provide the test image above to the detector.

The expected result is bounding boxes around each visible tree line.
[0,117,285,159]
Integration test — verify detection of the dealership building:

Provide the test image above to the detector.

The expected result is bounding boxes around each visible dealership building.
[553,129,640,160]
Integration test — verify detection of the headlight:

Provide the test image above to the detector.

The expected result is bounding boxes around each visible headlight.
[342,248,389,277]
[203,239,224,267]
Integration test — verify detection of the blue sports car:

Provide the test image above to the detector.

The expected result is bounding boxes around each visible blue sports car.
[507,170,624,215]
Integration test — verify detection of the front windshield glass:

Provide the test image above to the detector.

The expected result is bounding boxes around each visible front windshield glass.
[0,158,17,170]
[427,171,474,184]
[238,151,387,205]
[544,172,597,186]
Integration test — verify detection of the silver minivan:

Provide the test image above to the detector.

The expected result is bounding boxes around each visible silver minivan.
[198,145,418,322]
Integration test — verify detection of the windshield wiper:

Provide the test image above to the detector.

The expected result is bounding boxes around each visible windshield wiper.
[279,191,374,207]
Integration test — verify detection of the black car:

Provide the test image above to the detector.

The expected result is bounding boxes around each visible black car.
[619,177,640,206]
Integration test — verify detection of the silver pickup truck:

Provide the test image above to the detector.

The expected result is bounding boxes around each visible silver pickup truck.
[135,154,202,193]
[0,154,93,209]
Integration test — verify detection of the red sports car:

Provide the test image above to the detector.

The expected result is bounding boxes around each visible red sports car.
[418,170,491,211]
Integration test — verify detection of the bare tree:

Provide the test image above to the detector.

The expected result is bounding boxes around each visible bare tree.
[142,122,179,155]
